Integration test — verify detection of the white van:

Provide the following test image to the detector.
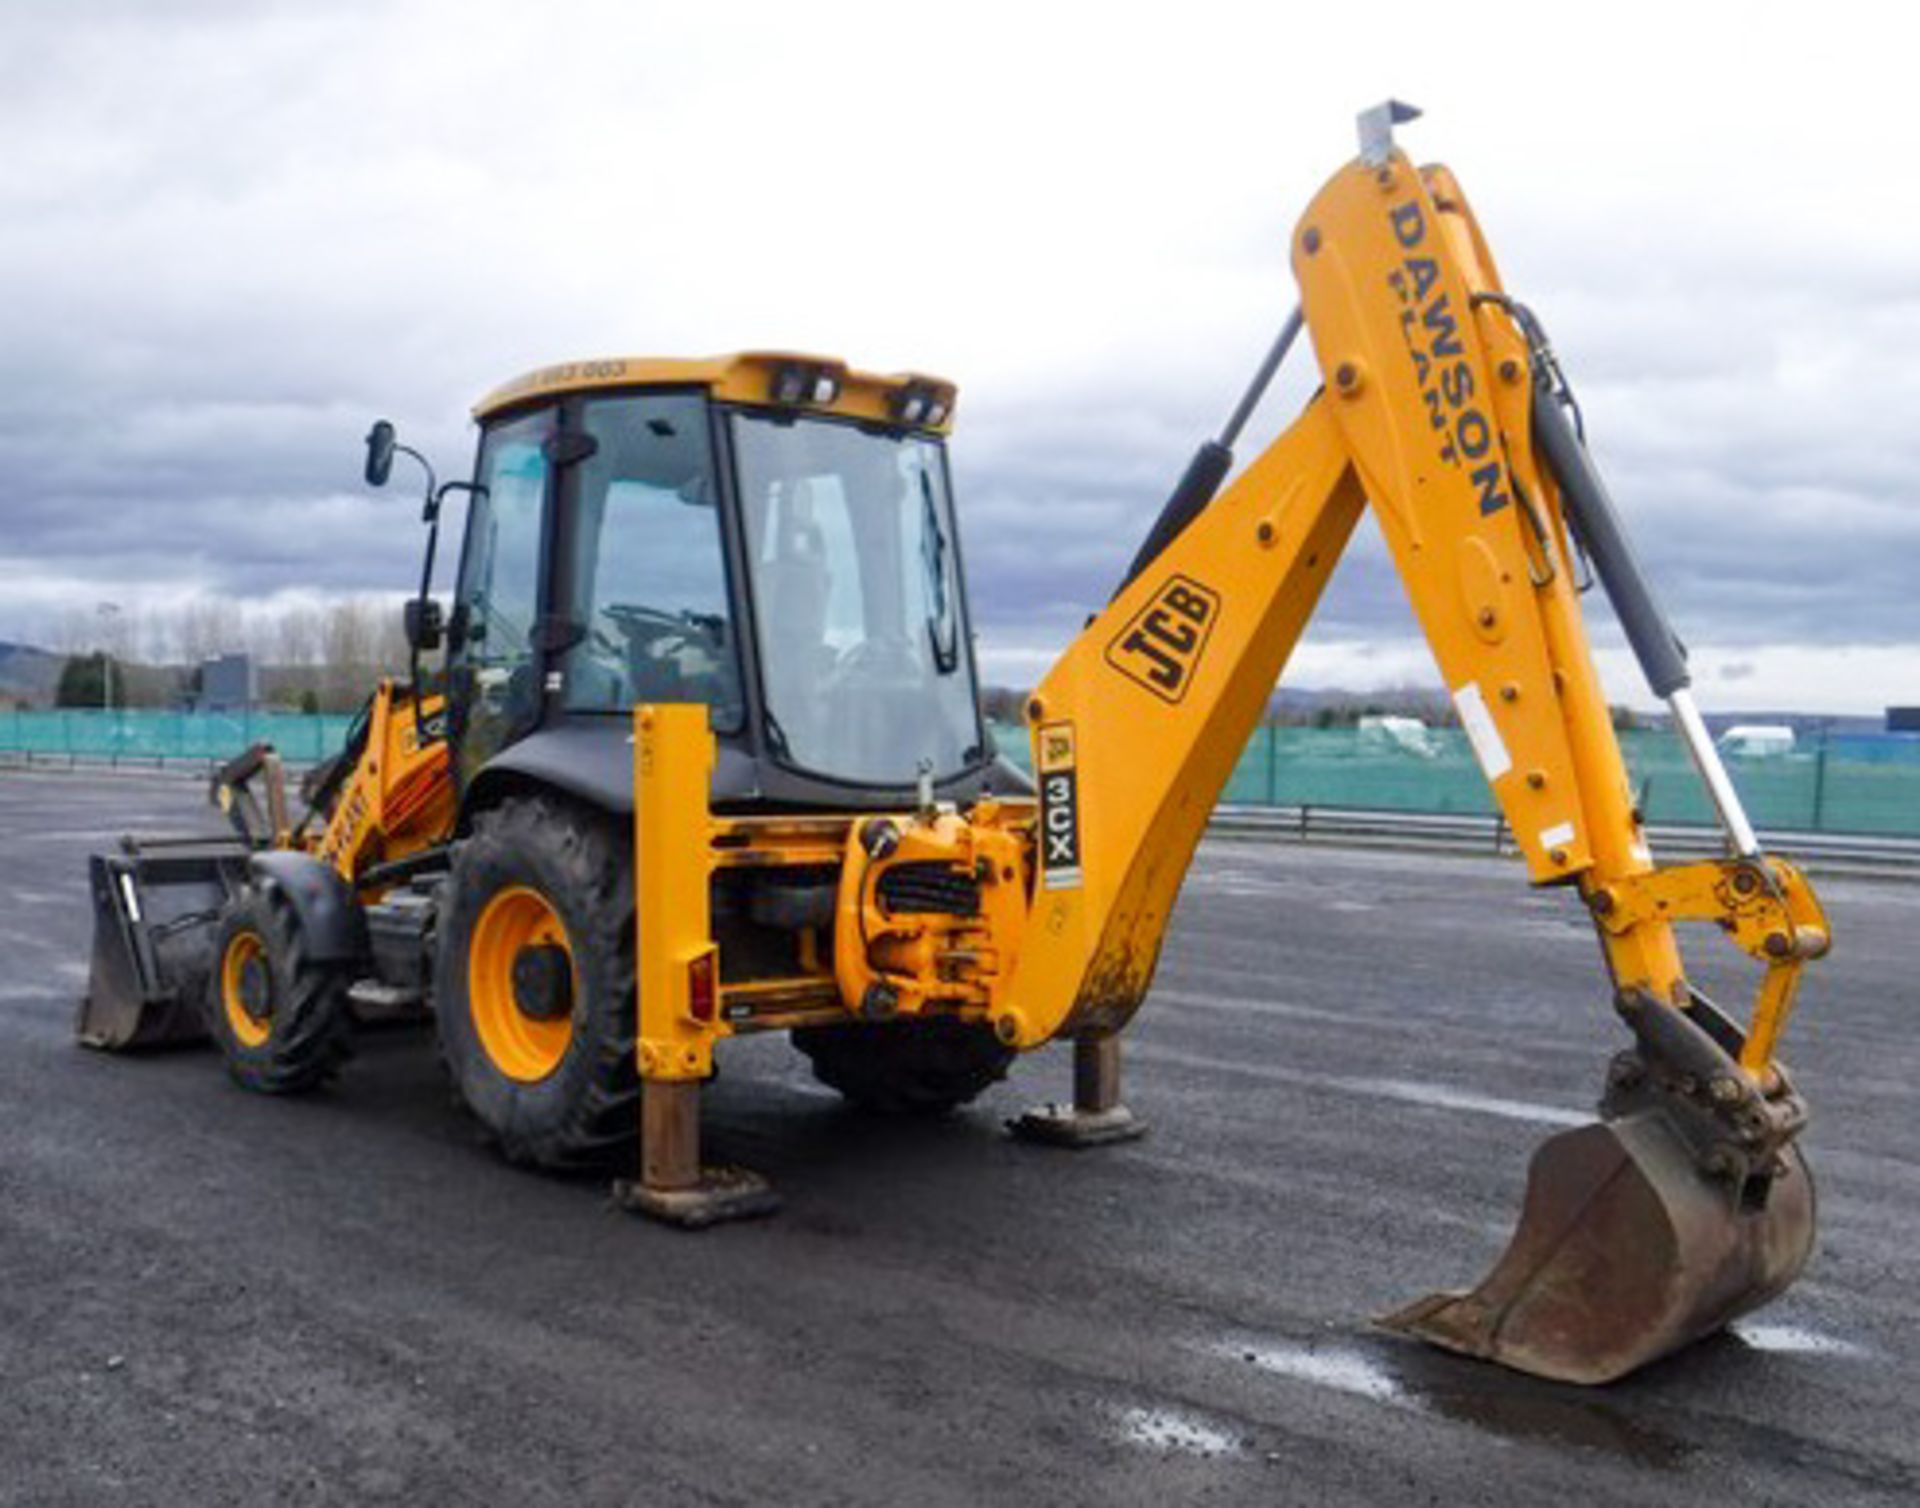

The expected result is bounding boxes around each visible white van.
[1717,723,1796,758]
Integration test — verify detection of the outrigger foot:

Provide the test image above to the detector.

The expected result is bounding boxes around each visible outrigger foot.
[613,1166,781,1229]
[1010,1034,1149,1149]
[613,1080,780,1229]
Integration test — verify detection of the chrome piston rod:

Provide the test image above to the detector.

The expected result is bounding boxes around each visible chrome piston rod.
[1530,386,1763,860]
[1667,688,1761,859]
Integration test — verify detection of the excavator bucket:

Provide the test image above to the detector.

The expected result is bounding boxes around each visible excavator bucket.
[1382,1106,1815,1384]
[77,840,247,1050]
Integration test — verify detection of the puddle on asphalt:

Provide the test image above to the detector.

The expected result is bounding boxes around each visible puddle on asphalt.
[1116,1406,1243,1458]
[1732,1323,1866,1357]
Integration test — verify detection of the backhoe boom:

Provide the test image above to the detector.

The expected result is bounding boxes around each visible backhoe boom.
[841,111,1830,1382]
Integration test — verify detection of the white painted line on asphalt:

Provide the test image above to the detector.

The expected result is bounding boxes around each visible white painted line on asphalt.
[767,1078,847,1103]
[1184,879,1292,900]
[1130,1043,1589,1129]
[2,829,146,844]
[1339,1077,1590,1129]
[1115,1405,1244,1458]
[1214,1338,1410,1406]
[1148,972,1599,1061]
[1733,1323,1867,1357]
[1149,986,1357,1029]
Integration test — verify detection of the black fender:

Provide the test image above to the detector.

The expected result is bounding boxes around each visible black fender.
[458,718,1032,832]
[248,851,369,964]
[463,724,642,826]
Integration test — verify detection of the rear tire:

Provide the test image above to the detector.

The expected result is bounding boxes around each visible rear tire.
[793,1017,1013,1115]
[206,890,353,1093]
[435,795,637,1170]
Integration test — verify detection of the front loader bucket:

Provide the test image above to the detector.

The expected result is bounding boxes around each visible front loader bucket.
[78,841,246,1050]
[1382,1109,1815,1385]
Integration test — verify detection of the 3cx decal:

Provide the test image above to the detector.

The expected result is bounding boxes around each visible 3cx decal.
[1036,722,1082,890]
[1383,196,1513,518]
[1104,574,1220,704]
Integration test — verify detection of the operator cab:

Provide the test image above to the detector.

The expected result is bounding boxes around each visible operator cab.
[417,353,1025,813]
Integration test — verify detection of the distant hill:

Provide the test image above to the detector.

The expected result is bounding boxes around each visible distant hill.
[0,641,62,704]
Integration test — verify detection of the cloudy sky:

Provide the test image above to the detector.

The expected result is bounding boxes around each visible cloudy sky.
[3,0,1914,712]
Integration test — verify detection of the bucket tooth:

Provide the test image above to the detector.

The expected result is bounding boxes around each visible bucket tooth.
[1382,1110,1814,1385]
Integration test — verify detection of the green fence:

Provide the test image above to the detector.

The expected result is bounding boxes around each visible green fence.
[0,708,357,766]
[986,722,1920,839]
[4,709,1915,839]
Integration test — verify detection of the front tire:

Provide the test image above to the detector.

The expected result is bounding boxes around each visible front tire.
[435,796,637,1170]
[206,890,353,1093]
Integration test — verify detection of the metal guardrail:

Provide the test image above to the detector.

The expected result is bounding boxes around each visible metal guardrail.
[1208,804,1920,879]
[0,750,242,777]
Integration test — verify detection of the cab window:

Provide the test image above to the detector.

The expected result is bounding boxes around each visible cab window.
[563,393,743,730]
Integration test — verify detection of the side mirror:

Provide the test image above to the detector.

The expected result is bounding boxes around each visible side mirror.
[364,420,397,487]
[404,596,445,652]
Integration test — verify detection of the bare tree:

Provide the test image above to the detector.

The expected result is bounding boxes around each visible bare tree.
[48,606,93,656]
[274,602,324,707]
[370,597,410,678]
[179,597,242,665]
[139,605,177,666]
[322,598,378,709]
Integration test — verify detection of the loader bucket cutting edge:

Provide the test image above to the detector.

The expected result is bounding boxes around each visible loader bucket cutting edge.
[77,847,240,1051]
[1380,1110,1815,1385]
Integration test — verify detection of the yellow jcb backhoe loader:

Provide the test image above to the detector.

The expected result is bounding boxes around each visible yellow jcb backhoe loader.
[80,104,1829,1385]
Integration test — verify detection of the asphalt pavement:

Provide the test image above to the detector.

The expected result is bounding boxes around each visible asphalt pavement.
[2,769,1915,1506]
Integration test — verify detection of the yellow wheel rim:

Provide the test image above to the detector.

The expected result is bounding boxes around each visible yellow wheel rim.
[468,885,576,1082]
[220,927,271,1049]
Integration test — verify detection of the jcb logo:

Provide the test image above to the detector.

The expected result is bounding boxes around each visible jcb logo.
[1105,574,1220,703]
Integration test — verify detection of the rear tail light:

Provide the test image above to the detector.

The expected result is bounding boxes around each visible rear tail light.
[687,949,717,1023]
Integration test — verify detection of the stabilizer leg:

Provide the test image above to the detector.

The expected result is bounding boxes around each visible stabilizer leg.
[1009,1032,1149,1148]
[616,702,777,1229]
[613,1079,779,1229]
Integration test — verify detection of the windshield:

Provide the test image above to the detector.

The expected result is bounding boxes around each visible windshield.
[732,412,983,785]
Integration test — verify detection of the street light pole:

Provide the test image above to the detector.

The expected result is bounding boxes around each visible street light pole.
[97,601,120,721]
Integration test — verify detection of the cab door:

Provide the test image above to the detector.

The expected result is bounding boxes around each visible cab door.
[448,404,556,788]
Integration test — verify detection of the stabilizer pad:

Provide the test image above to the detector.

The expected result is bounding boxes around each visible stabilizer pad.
[1008,1102,1150,1149]
[612,1166,782,1229]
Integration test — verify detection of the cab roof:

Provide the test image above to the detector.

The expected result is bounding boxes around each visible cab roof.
[472,351,957,434]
